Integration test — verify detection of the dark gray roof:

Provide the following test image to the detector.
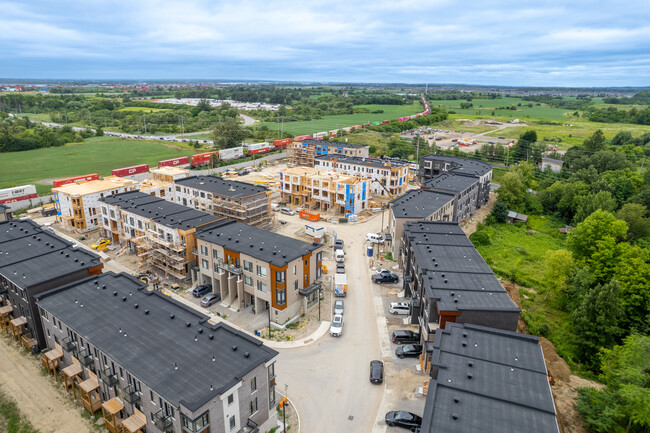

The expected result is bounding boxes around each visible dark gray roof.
[422,323,558,433]
[423,271,504,292]
[390,189,455,219]
[0,232,71,268]
[412,244,493,274]
[404,220,466,236]
[301,139,369,149]
[316,154,409,169]
[101,191,223,230]
[432,288,520,312]
[197,221,321,267]
[176,176,268,199]
[420,155,492,178]
[0,220,44,242]
[542,157,564,165]
[0,204,9,212]
[421,173,479,193]
[36,272,278,411]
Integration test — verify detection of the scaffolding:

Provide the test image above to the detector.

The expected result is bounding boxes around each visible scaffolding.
[209,191,274,229]
[288,142,316,167]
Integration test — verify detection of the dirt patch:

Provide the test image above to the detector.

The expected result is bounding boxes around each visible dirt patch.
[461,192,497,236]
[0,339,93,433]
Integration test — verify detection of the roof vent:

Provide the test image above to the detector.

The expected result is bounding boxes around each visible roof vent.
[250,244,254,248]
[461,341,467,347]
[174,363,178,370]
[468,361,473,367]
[462,332,468,337]
[170,314,175,319]
[113,291,118,296]
[198,328,203,334]
[450,292,454,296]
[144,309,149,315]
[186,322,191,327]
[452,413,459,420]
[74,258,78,262]
[453,397,460,403]
[273,251,276,255]
[259,247,263,251]
[244,352,250,358]
[209,334,214,340]
[454,299,458,303]
[212,355,216,362]
[122,296,127,301]
[232,345,238,351]
[102,285,106,289]
[467,373,473,379]
[134,304,139,309]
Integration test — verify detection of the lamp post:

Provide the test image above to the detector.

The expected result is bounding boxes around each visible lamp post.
[318,287,322,321]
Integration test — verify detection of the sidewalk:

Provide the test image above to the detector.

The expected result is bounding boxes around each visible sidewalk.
[165,291,330,349]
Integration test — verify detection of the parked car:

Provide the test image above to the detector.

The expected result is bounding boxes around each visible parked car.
[370,360,384,384]
[91,239,111,250]
[280,207,295,215]
[395,344,423,359]
[373,270,399,284]
[385,411,422,430]
[238,169,250,176]
[365,233,384,244]
[335,249,346,263]
[391,330,420,345]
[192,285,212,298]
[334,239,344,250]
[201,293,221,307]
[336,263,345,274]
[389,302,411,315]
[498,136,505,139]
[330,314,343,337]
[334,299,344,315]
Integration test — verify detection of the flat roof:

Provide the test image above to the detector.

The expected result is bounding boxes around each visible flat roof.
[316,154,409,169]
[52,176,137,195]
[101,191,223,230]
[300,139,369,149]
[420,155,492,178]
[150,166,190,176]
[390,189,455,219]
[36,272,277,411]
[432,288,520,312]
[422,323,558,433]
[0,204,9,212]
[423,271,504,292]
[542,157,564,165]
[175,176,268,199]
[0,220,45,242]
[403,220,467,236]
[412,244,493,274]
[421,173,479,193]
[0,232,71,268]
[197,221,321,267]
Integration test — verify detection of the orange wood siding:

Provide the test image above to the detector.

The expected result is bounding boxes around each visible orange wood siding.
[270,264,288,310]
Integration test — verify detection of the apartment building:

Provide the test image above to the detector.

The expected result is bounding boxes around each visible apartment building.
[387,189,455,257]
[289,139,369,166]
[139,166,190,199]
[314,155,410,199]
[417,155,492,206]
[53,176,139,232]
[421,323,559,433]
[99,191,225,280]
[174,176,273,228]
[0,220,102,350]
[400,221,520,340]
[36,272,279,433]
[0,204,12,221]
[278,166,370,214]
[195,220,325,324]
[420,173,481,222]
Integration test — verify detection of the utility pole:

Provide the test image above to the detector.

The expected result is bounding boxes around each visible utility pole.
[144,115,147,134]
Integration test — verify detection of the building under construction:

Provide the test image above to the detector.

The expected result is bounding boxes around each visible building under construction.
[99,191,225,280]
[288,139,370,167]
[278,167,370,215]
[174,176,273,228]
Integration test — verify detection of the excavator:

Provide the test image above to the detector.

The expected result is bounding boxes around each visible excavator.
[372,178,395,199]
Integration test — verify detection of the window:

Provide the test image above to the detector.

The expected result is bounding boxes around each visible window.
[316,266,322,279]
[229,415,236,430]
[200,245,208,256]
[213,249,222,260]
[268,362,275,379]
[182,412,209,432]
[293,280,298,291]
[214,263,220,273]
[257,281,267,293]
[244,275,253,287]
[275,271,285,283]
[150,390,155,403]
[243,260,253,272]
[227,394,234,405]
[251,377,257,392]
[269,384,276,408]
[316,251,323,262]
[138,220,143,230]
[202,259,208,270]
[276,289,286,306]
[256,265,267,278]
[129,217,134,226]
[250,397,258,415]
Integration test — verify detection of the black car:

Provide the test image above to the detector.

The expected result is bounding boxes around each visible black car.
[395,344,423,359]
[334,239,344,250]
[372,270,399,284]
[369,360,383,384]
[391,330,420,345]
[385,411,422,431]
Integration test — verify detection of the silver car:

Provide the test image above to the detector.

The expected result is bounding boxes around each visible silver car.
[330,314,343,337]
[334,300,344,315]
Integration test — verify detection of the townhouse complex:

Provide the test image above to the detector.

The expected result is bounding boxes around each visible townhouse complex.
[289,139,369,166]
[174,176,273,228]
[35,272,279,433]
[421,323,559,433]
[99,191,225,280]
[278,166,370,214]
[314,154,410,199]
[0,220,103,350]
[195,220,324,323]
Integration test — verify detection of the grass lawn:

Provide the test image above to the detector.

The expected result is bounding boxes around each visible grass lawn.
[0,136,191,189]
[432,97,571,121]
[14,113,52,122]
[0,389,39,433]
[255,101,423,135]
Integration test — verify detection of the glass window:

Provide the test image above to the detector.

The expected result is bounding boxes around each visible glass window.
[250,397,258,415]
[251,377,257,392]
[229,415,236,430]
[268,362,275,379]
[293,280,298,291]
[244,275,253,287]
[243,260,253,272]
[257,281,267,293]
[275,271,285,283]
[202,259,209,270]
[227,394,234,405]
[269,384,276,408]
[200,245,208,256]
[256,266,267,278]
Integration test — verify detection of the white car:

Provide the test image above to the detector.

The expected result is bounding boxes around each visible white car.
[334,300,344,315]
[389,302,411,315]
[280,207,295,216]
[366,233,385,244]
[330,314,343,337]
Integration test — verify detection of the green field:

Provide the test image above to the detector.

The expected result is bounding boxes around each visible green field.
[256,101,423,135]
[0,136,191,189]
[433,97,571,120]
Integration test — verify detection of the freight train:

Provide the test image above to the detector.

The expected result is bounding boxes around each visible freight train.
[0,185,38,204]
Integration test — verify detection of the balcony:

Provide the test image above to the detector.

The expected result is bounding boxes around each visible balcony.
[215,259,242,275]
[153,409,174,431]
[122,384,141,405]
[78,348,94,367]
[100,367,118,387]
[238,419,259,433]
[62,336,77,352]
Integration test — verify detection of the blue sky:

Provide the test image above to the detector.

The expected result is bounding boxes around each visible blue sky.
[1,0,649,86]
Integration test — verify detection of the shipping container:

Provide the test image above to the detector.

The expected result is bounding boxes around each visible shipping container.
[218,146,244,161]
[362,123,370,127]
[111,164,149,177]
[272,138,292,149]
[191,152,217,166]
[313,132,328,139]
[382,120,390,124]
[292,135,311,142]
[158,156,191,168]
[0,185,38,204]
[52,173,99,188]
[246,142,272,155]
[328,130,338,138]
[352,125,362,130]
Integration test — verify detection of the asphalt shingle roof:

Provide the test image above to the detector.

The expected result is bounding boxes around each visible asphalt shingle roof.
[390,189,455,219]
[175,176,268,199]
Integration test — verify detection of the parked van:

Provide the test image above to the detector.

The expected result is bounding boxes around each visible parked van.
[192,285,212,298]
[366,233,385,244]
[335,249,346,263]
[389,302,411,315]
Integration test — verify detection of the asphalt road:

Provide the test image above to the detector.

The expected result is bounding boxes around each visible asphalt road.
[275,213,385,433]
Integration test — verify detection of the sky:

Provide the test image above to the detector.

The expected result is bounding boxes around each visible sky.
[1,0,650,87]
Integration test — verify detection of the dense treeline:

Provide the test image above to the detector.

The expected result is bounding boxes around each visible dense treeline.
[587,106,650,125]
[0,114,97,152]
[602,90,650,105]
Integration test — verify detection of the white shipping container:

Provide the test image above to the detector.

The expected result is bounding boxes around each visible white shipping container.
[218,146,244,161]
[0,185,37,203]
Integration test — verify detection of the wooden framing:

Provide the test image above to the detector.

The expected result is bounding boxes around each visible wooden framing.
[0,305,13,336]
[9,316,26,341]
[102,397,124,433]
[80,372,103,414]
[41,345,63,379]
[62,358,83,399]
[120,409,146,433]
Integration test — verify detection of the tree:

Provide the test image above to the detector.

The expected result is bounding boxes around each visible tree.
[567,210,628,261]
[514,129,537,162]
[490,201,509,223]
[543,249,574,301]
[212,117,246,149]
[576,335,650,433]
[498,172,526,211]
[611,130,633,146]
[616,203,650,242]
[573,191,618,223]
[584,129,607,152]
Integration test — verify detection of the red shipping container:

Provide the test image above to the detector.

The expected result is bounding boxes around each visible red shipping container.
[191,152,216,166]
[362,123,370,127]
[111,164,149,177]
[52,173,99,188]
[382,120,390,124]
[158,156,190,167]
